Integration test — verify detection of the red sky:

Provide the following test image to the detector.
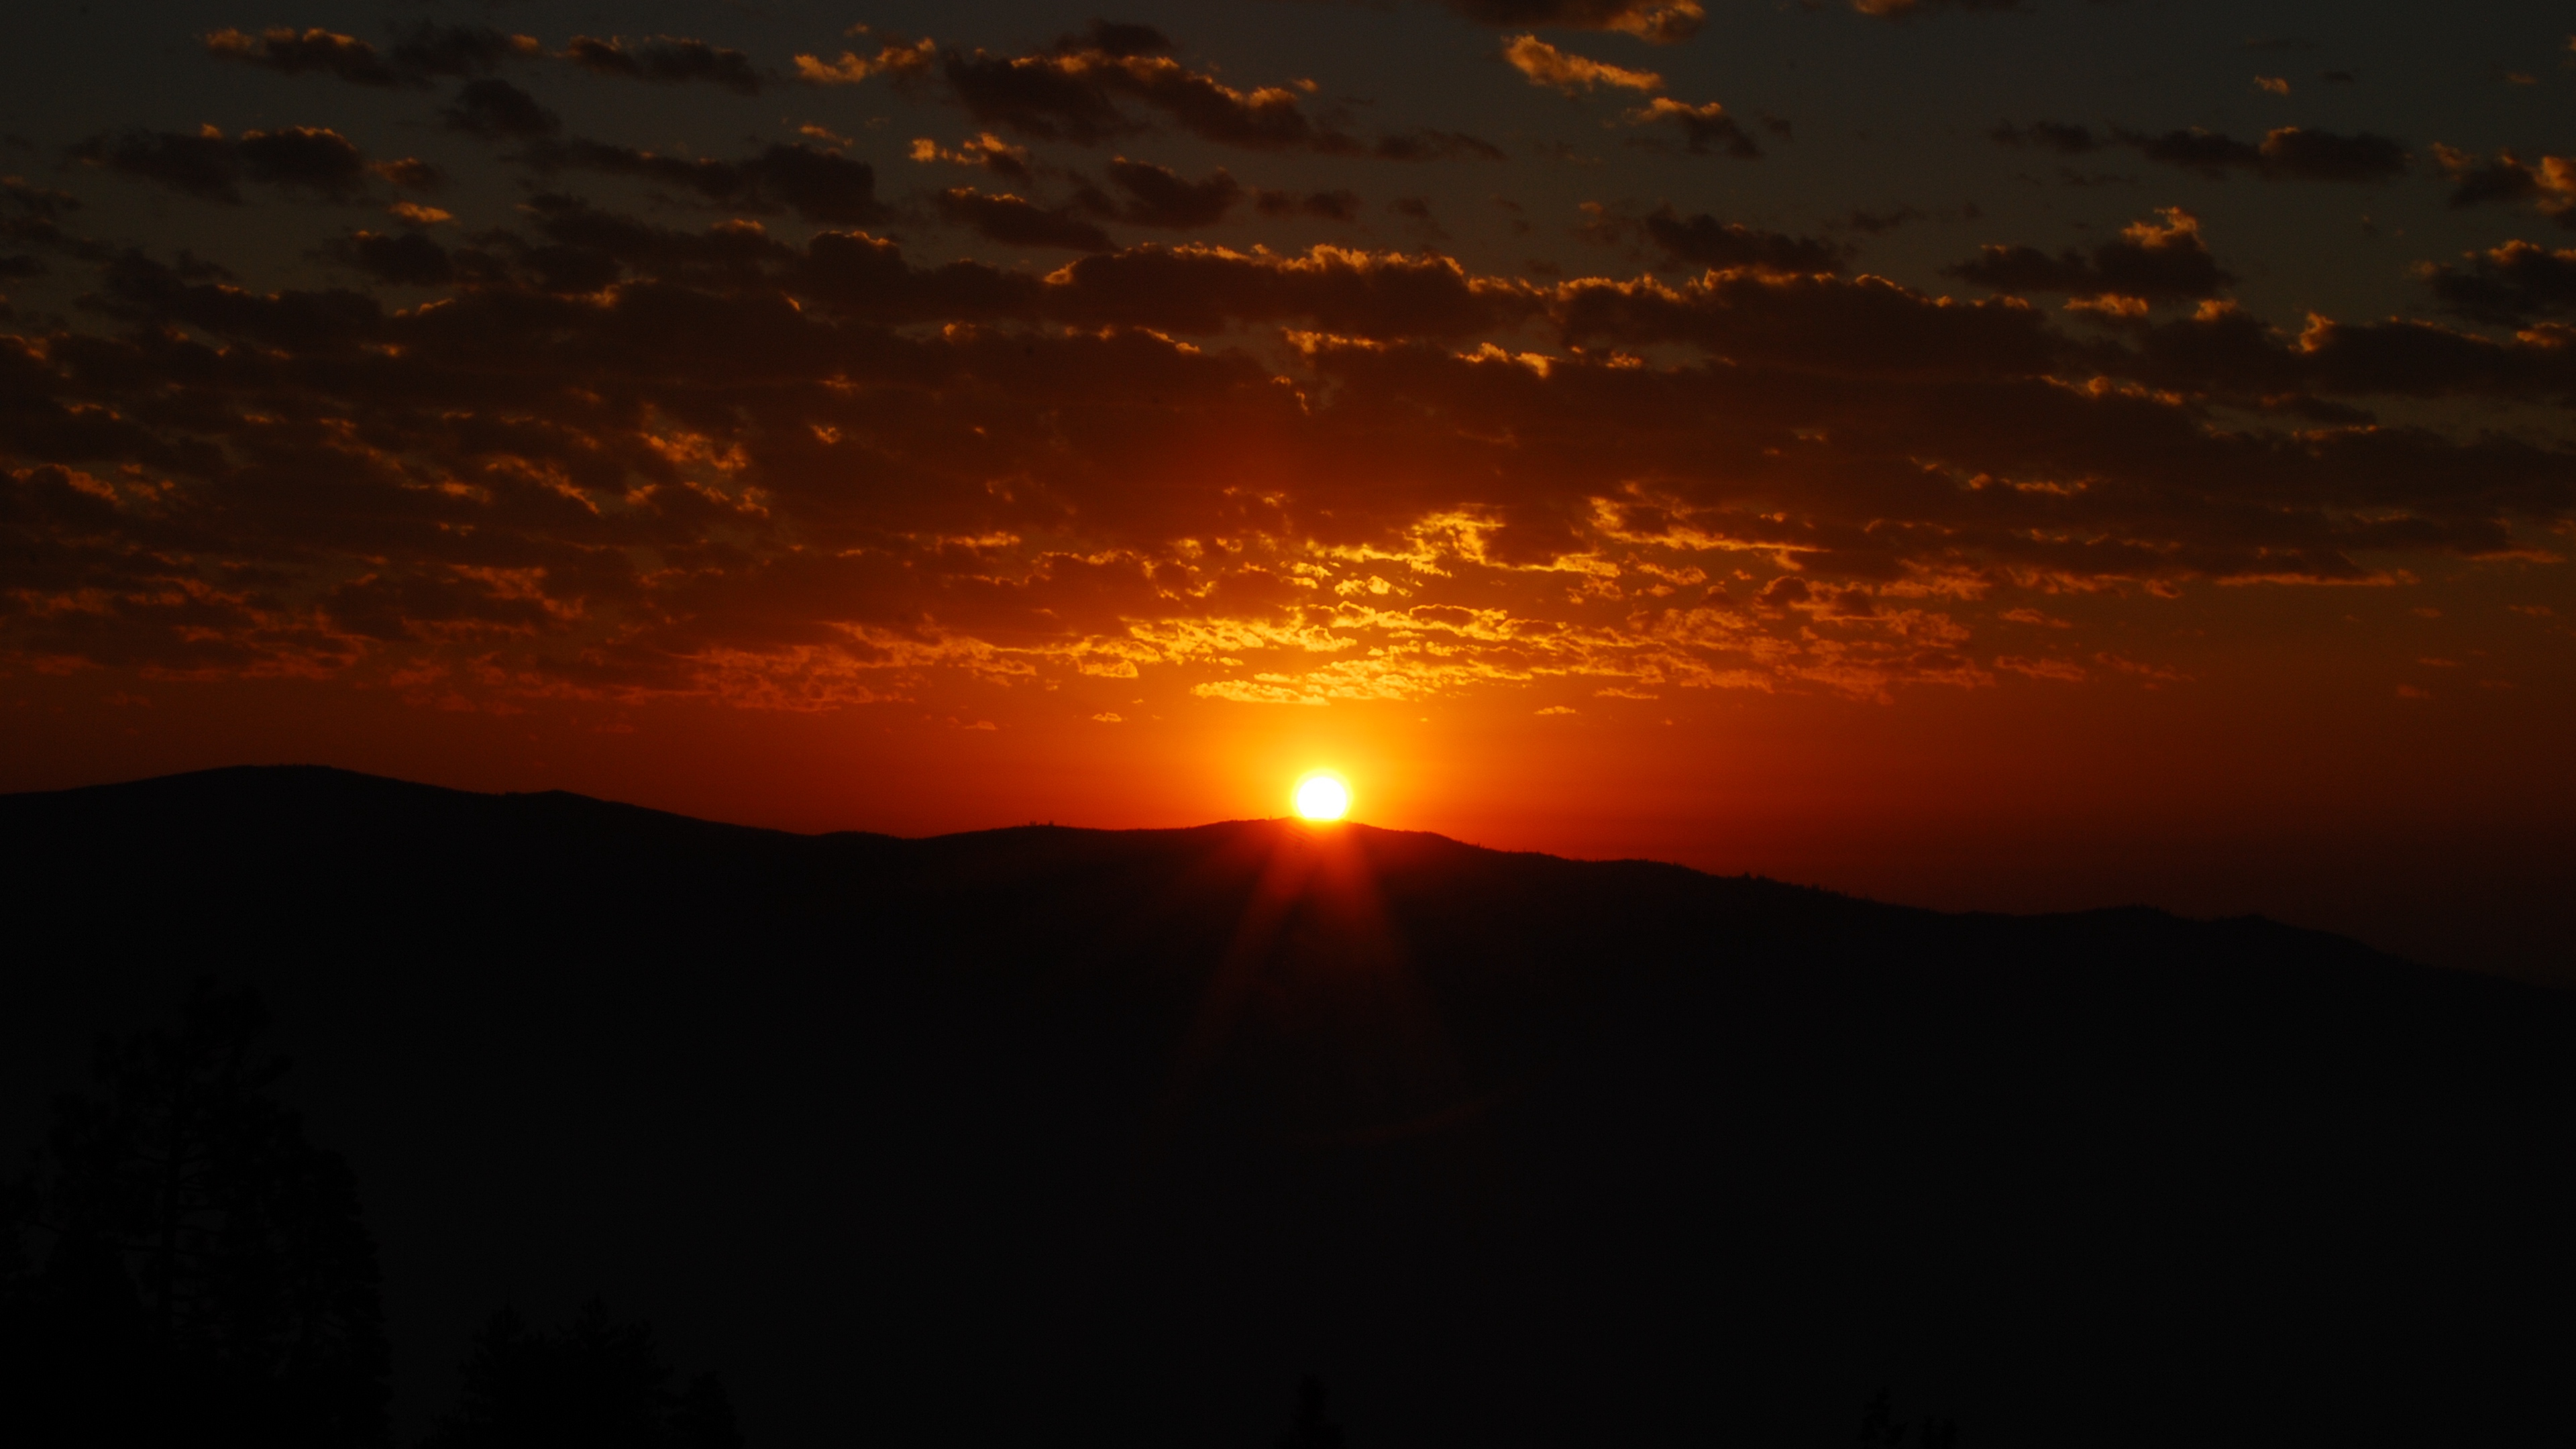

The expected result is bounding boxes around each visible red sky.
[3,1,2571,979]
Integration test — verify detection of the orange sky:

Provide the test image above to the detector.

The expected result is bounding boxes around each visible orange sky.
[3,1,2571,980]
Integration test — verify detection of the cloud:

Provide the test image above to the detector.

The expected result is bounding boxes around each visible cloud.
[1947,208,2233,303]
[1502,36,1663,95]
[10,23,2573,712]
[529,140,886,225]
[70,125,426,205]
[442,79,561,140]
[1625,99,1760,158]
[1438,1,1706,44]
[326,229,455,286]
[1256,189,1363,221]
[1992,121,2102,154]
[1088,160,1244,228]
[2420,240,2576,323]
[792,38,938,86]
[1998,121,2409,182]
[1849,0,2026,17]
[908,133,1035,182]
[934,188,1115,252]
[204,24,540,87]
[2430,146,2575,226]
[2123,125,2410,182]
[936,31,1494,160]
[562,36,765,95]
[1639,206,1845,274]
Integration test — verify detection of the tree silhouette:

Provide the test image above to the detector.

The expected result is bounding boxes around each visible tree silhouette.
[1273,1373,1346,1449]
[1,978,388,1446]
[425,1297,743,1449]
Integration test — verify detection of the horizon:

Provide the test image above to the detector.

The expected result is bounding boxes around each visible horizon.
[1,1,2571,983]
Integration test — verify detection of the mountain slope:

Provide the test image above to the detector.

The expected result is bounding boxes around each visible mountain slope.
[5,766,2572,1447]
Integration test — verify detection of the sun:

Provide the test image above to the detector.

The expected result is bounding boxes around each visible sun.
[1293,771,1351,821]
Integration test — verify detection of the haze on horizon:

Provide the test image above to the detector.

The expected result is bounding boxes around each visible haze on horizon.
[1,0,2569,979]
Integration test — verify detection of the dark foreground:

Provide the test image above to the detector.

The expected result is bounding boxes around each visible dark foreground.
[5,766,2573,1446]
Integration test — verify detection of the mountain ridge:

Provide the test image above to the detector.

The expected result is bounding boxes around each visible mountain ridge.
[6,764,2573,1447]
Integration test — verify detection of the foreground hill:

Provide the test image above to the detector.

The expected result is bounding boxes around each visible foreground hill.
[4,766,2572,1447]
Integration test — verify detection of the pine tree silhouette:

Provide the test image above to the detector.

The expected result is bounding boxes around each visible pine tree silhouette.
[1,978,389,1446]
[425,1297,743,1449]
[1273,1374,1346,1449]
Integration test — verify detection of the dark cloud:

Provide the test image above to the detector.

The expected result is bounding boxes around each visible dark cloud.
[9,211,2571,705]
[204,24,539,88]
[2421,240,2576,323]
[1438,1,1707,43]
[1366,131,1507,162]
[1057,21,1174,58]
[1640,206,1845,274]
[1992,121,2101,154]
[2430,147,2575,226]
[71,128,241,204]
[1999,121,2408,182]
[2121,125,2409,182]
[533,141,885,225]
[443,79,561,140]
[939,36,1491,160]
[325,229,455,286]
[1255,189,1363,221]
[563,36,765,95]
[934,189,1116,252]
[70,126,405,205]
[9,21,2572,709]
[1849,0,2025,15]
[1627,99,1761,158]
[1091,160,1243,228]
[1947,208,2233,302]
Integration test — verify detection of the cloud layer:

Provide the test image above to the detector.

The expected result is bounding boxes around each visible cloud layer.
[5,14,2569,720]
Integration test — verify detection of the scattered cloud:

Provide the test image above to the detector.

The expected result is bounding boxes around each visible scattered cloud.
[1439,1,1706,44]
[934,187,1114,251]
[1998,121,2409,182]
[793,37,937,86]
[203,24,539,88]
[442,79,561,140]
[1087,160,1244,229]
[2430,146,2575,226]
[1503,36,1663,96]
[2419,239,2576,323]
[70,125,432,205]
[1638,205,1845,272]
[909,133,1034,182]
[1948,208,2232,303]
[2123,125,2410,182]
[562,35,765,95]
[1849,0,2027,17]
[6,11,2567,718]
[526,140,886,225]
[1625,99,1760,158]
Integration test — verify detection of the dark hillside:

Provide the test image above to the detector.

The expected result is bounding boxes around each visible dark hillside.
[5,766,2573,1446]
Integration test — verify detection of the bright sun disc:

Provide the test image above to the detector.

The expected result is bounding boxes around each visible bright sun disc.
[1293,773,1351,821]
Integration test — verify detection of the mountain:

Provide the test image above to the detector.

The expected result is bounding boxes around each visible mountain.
[5,765,2573,1447]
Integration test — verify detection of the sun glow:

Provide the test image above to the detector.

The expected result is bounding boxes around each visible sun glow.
[1293,772,1352,821]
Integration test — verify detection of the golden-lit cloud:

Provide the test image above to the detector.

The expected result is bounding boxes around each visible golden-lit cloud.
[5,12,2570,728]
[1502,36,1664,96]
[1440,1,1707,44]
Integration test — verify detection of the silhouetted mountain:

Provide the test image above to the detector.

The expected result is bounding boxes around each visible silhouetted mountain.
[5,766,2574,1446]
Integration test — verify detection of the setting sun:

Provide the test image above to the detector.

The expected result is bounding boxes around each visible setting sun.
[1293,773,1351,821]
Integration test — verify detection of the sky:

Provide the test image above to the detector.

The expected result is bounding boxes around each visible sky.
[2,0,2571,979]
